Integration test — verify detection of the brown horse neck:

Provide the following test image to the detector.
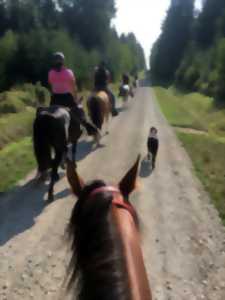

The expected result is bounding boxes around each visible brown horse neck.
[113,207,152,300]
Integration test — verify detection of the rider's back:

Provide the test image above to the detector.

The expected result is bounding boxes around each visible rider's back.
[48,68,75,94]
[94,67,109,89]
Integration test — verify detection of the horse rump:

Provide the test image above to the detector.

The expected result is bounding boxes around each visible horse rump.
[87,96,103,130]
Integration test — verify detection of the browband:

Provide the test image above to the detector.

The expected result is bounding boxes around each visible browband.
[89,186,121,198]
[89,186,136,219]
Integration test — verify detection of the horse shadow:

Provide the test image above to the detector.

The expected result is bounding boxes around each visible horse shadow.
[76,139,100,161]
[139,157,153,178]
[0,177,68,246]
[0,138,104,246]
[117,106,127,113]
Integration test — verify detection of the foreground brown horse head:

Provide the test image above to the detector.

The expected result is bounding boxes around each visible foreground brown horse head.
[66,156,152,300]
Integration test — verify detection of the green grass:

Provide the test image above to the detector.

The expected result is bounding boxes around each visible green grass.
[0,109,35,150]
[0,137,36,193]
[154,87,225,138]
[155,86,225,225]
[178,133,225,225]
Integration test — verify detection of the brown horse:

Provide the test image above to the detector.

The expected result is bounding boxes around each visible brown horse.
[66,156,152,300]
[87,91,111,142]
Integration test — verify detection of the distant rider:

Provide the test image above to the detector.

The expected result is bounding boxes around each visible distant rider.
[122,73,130,85]
[94,61,118,116]
[119,73,134,98]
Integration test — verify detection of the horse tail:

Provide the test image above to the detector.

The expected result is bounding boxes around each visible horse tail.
[88,96,103,130]
[33,114,52,173]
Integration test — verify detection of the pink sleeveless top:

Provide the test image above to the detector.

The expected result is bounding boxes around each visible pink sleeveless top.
[48,68,75,94]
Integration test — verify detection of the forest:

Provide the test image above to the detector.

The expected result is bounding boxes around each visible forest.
[0,0,146,90]
[150,0,225,102]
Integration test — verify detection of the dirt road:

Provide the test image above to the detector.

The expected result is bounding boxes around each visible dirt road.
[0,86,225,300]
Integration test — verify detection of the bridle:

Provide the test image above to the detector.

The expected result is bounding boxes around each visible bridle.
[89,186,137,220]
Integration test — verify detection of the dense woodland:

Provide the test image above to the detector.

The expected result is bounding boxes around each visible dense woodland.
[150,0,225,102]
[0,0,146,90]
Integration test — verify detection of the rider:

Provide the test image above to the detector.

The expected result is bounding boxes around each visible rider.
[48,52,98,136]
[122,73,130,85]
[94,61,118,116]
[120,73,134,98]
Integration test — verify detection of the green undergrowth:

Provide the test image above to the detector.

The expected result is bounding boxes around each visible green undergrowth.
[154,86,225,139]
[0,137,35,193]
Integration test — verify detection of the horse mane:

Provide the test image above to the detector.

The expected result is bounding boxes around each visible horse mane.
[68,180,131,300]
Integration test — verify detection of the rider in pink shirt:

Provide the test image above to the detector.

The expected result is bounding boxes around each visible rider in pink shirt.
[49,68,75,95]
[48,52,78,107]
[48,52,99,138]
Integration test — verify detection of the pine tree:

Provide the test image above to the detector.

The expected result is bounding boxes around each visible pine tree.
[150,0,194,82]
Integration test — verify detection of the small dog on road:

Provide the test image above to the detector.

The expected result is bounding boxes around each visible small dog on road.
[147,127,159,170]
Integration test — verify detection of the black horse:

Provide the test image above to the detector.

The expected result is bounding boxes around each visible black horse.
[33,105,98,202]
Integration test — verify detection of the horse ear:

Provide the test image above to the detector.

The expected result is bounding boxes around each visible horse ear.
[66,160,85,197]
[119,155,141,198]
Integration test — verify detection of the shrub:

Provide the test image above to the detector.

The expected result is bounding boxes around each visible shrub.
[0,110,35,149]
[0,97,26,114]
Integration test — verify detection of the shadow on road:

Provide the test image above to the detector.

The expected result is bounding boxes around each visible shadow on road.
[0,180,48,246]
[0,138,99,246]
[76,139,97,161]
[139,158,153,178]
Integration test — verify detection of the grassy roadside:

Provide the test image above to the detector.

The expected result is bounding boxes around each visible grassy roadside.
[154,87,225,225]
[0,137,36,193]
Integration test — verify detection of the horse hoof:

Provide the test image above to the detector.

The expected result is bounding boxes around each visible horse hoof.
[36,172,48,182]
[48,194,54,203]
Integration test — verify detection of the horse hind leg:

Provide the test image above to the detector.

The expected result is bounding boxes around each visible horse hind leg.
[48,150,63,202]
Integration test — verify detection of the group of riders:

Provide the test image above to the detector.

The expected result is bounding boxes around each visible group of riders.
[48,52,138,128]
[34,52,139,200]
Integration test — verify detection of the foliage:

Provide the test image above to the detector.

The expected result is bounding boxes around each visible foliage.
[0,110,35,149]
[151,0,225,102]
[150,0,195,82]
[154,87,225,139]
[0,0,145,91]
[0,137,35,193]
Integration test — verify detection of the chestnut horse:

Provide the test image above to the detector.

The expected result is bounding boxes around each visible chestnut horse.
[66,156,152,300]
[87,91,111,141]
